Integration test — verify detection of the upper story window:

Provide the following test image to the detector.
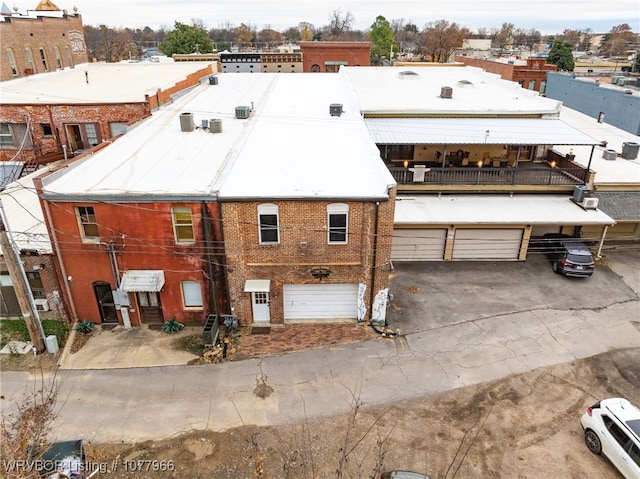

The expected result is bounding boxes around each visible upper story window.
[76,206,99,241]
[528,80,536,90]
[6,49,17,76]
[39,48,49,72]
[327,203,348,244]
[41,123,53,137]
[54,46,63,69]
[0,123,33,148]
[26,271,45,299]
[25,48,35,73]
[258,203,279,244]
[64,46,73,68]
[172,206,195,243]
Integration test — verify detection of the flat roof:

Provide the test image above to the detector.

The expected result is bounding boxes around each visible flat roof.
[40,73,395,201]
[341,65,563,116]
[0,171,52,254]
[394,195,616,226]
[365,117,599,145]
[0,60,214,104]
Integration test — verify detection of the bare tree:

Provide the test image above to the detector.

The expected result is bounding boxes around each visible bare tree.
[326,8,355,40]
[419,19,470,63]
[492,22,515,54]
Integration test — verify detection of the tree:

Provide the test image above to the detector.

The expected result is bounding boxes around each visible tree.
[419,19,469,63]
[369,15,397,65]
[234,23,254,45]
[600,23,635,57]
[257,27,283,45]
[547,40,575,71]
[492,22,514,54]
[159,21,213,56]
[299,23,315,41]
[326,8,354,40]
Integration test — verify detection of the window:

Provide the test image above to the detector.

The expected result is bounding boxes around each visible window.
[41,123,53,136]
[6,49,17,76]
[181,281,203,308]
[26,272,45,299]
[258,203,279,244]
[25,48,35,72]
[172,206,195,243]
[64,46,73,68]
[65,123,101,151]
[328,203,348,244]
[0,123,33,148]
[528,80,536,90]
[109,122,128,137]
[540,80,547,95]
[54,46,62,69]
[39,48,49,71]
[76,206,99,240]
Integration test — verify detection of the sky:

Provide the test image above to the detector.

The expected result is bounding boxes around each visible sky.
[10,0,640,34]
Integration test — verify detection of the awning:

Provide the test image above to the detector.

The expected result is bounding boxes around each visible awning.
[394,195,616,226]
[120,270,165,292]
[365,118,600,146]
[244,279,271,292]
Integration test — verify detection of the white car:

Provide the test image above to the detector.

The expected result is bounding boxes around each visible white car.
[580,397,640,478]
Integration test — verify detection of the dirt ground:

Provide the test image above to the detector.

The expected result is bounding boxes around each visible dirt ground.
[67,348,638,479]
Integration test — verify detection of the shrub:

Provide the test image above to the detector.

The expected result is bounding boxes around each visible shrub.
[162,317,184,334]
[75,320,94,334]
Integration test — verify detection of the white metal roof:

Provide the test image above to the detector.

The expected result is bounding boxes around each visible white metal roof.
[341,65,563,116]
[364,117,600,145]
[120,270,165,292]
[0,60,214,104]
[0,171,52,254]
[394,195,616,226]
[40,73,395,201]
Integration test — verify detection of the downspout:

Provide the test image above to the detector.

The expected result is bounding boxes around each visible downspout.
[596,224,609,259]
[42,200,79,322]
[368,201,380,324]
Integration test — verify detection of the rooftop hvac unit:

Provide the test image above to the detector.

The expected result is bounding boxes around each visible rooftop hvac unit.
[330,103,343,116]
[582,197,599,210]
[209,75,218,85]
[440,86,453,98]
[179,112,195,132]
[209,118,222,133]
[573,185,589,203]
[621,141,639,160]
[235,106,250,119]
[602,148,617,161]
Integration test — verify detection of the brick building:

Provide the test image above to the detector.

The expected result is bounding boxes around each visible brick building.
[299,42,371,72]
[33,72,396,328]
[0,61,215,185]
[0,1,89,81]
[455,56,557,93]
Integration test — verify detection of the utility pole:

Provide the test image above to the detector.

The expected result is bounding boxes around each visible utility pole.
[0,206,46,352]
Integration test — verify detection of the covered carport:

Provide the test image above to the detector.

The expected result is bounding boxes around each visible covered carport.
[392,194,616,261]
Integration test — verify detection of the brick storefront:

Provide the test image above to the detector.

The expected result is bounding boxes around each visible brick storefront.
[300,42,371,73]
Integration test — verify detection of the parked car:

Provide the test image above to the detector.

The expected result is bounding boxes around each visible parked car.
[380,472,430,479]
[540,233,595,277]
[580,397,640,479]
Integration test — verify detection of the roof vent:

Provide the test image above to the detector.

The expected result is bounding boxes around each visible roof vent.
[209,118,222,133]
[179,112,195,132]
[602,148,617,161]
[235,106,250,119]
[440,86,453,99]
[330,103,343,116]
[622,141,639,160]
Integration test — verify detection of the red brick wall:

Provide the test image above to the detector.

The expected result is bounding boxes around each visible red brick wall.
[0,103,150,162]
[456,56,557,92]
[221,195,395,325]
[0,13,89,81]
[38,194,216,326]
[300,42,371,72]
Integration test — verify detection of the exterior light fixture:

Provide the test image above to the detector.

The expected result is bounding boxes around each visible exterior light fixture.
[310,267,332,281]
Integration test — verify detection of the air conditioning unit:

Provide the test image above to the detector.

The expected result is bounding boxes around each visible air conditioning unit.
[235,106,250,119]
[582,197,599,210]
[602,149,617,161]
[34,298,50,311]
[329,103,343,116]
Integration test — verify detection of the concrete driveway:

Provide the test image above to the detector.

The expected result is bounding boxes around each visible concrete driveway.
[386,250,640,334]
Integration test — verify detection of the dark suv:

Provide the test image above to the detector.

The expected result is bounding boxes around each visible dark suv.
[540,234,595,277]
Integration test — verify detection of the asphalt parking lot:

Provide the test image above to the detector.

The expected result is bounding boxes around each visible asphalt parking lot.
[386,250,640,334]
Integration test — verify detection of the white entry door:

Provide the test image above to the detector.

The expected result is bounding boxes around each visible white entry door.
[251,291,270,323]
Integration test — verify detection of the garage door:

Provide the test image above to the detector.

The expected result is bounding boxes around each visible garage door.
[391,229,447,261]
[452,228,523,260]
[283,284,359,321]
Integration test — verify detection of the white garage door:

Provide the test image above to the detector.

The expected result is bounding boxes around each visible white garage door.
[283,284,359,321]
[391,229,447,261]
[452,228,523,260]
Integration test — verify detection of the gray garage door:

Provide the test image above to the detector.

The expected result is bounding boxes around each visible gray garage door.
[452,228,523,260]
[391,229,447,261]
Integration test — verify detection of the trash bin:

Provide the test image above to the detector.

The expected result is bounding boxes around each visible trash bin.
[45,335,59,354]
